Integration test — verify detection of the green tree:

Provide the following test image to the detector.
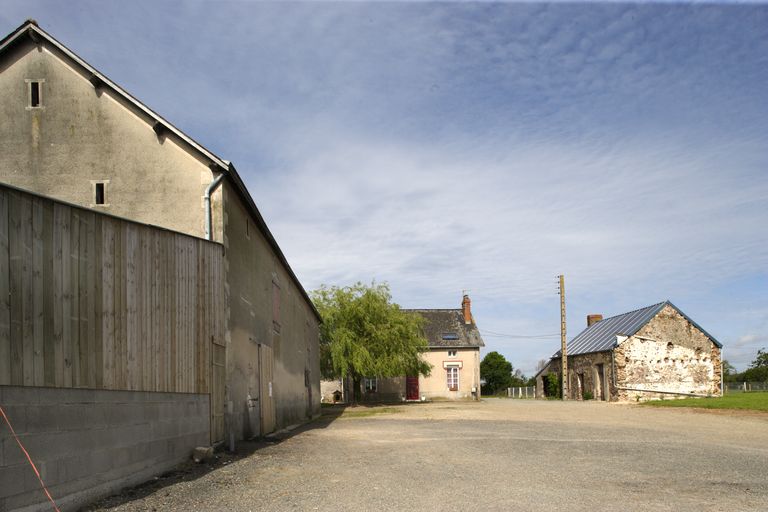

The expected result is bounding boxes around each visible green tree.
[510,368,528,388]
[743,348,768,382]
[751,348,768,368]
[723,359,736,380]
[312,282,431,402]
[480,351,513,395]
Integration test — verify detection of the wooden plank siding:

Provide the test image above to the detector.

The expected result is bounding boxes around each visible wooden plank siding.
[0,186,224,398]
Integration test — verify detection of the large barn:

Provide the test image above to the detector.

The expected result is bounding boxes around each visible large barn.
[0,19,320,511]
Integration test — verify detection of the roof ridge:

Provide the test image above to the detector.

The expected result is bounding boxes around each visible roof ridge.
[597,301,667,322]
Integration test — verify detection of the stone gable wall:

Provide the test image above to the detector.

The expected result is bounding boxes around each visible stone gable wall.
[614,305,721,400]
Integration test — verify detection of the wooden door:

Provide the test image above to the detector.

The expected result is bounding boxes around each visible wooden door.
[406,376,419,401]
[210,342,226,443]
[259,343,276,435]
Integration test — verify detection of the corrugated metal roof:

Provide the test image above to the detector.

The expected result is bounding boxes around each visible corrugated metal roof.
[551,300,723,358]
[553,302,667,357]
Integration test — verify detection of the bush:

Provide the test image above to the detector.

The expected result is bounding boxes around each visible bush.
[544,373,561,398]
[583,391,593,400]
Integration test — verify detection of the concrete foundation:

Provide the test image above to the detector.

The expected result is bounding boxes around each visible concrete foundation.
[0,386,209,512]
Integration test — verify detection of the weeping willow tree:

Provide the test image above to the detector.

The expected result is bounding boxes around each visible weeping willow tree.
[312,282,431,402]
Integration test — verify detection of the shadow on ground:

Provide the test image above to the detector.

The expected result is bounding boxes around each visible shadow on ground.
[82,406,349,511]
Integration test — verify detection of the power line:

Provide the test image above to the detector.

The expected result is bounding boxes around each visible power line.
[479,329,560,339]
[481,337,559,343]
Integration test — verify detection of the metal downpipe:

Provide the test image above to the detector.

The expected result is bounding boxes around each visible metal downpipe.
[204,173,226,241]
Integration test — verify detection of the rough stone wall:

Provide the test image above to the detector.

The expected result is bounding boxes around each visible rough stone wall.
[565,351,615,401]
[614,305,721,400]
[0,386,209,512]
[535,353,615,401]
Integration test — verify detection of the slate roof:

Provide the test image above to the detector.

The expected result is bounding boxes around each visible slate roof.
[552,300,722,358]
[403,309,485,349]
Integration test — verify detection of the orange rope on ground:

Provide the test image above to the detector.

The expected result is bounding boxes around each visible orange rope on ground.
[0,405,61,512]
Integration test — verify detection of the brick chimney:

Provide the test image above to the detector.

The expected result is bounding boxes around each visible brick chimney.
[587,314,603,327]
[462,295,472,325]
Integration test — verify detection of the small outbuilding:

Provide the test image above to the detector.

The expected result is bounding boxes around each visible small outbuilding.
[536,301,723,401]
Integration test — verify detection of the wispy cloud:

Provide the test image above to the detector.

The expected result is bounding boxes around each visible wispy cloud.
[1,1,766,373]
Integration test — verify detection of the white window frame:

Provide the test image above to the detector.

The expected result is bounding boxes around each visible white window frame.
[364,377,378,393]
[25,79,45,110]
[90,180,110,207]
[446,367,459,391]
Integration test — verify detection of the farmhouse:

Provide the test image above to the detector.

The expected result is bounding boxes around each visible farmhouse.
[535,301,723,401]
[0,19,320,510]
[322,295,484,402]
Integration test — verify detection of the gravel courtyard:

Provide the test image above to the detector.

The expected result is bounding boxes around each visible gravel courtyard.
[90,399,768,512]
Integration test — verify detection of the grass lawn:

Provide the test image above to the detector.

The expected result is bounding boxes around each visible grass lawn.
[641,392,768,411]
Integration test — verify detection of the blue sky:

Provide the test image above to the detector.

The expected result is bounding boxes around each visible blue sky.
[2,1,766,375]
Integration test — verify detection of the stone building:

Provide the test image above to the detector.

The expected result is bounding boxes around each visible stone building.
[535,301,722,401]
[322,295,485,402]
[0,18,322,507]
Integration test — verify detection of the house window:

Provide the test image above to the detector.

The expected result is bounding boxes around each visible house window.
[364,377,377,393]
[272,281,281,333]
[245,219,250,239]
[442,333,459,341]
[448,350,457,357]
[446,367,459,391]
[91,180,109,207]
[26,79,44,108]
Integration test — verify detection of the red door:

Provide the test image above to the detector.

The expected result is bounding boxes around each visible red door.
[406,376,419,401]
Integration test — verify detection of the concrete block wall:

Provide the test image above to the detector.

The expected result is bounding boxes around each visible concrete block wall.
[0,386,209,512]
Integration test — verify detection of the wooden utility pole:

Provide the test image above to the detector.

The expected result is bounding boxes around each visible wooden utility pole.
[558,274,568,400]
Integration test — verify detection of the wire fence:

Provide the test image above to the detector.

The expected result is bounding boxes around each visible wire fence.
[507,386,536,399]
[724,382,768,393]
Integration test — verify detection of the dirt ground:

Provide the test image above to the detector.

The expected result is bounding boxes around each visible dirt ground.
[88,399,768,512]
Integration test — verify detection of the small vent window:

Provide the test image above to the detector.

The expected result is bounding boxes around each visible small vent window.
[91,180,109,207]
[26,79,45,109]
[30,82,40,107]
[95,183,105,205]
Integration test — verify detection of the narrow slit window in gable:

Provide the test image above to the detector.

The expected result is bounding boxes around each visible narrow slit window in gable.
[30,81,40,107]
[93,182,107,205]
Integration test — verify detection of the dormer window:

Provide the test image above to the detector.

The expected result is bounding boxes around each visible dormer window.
[26,79,44,108]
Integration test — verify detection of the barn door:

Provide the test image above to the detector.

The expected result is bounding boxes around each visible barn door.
[259,343,276,435]
[210,342,226,443]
